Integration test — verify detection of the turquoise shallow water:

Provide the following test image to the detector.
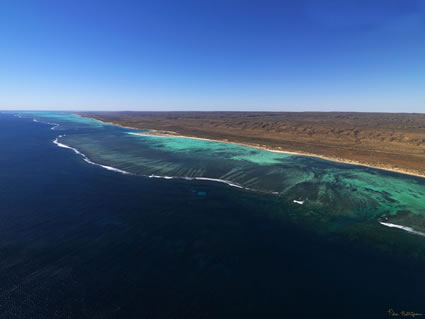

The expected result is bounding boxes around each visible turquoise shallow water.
[127,133,291,165]
[29,111,106,128]
[25,111,425,237]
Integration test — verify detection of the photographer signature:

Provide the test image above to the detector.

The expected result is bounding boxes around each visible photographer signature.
[388,309,423,318]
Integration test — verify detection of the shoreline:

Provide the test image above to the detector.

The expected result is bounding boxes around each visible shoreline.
[79,115,425,180]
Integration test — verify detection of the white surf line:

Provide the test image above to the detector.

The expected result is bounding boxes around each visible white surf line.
[148,174,263,191]
[293,200,304,205]
[150,175,272,193]
[192,177,244,189]
[28,116,61,130]
[129,136,282,192]
[12,114,59,129]
[53,136,132,175]
[48,122,60,130]
[148,174,174,180]
[379,221,425,237]
[52,135,255,187]
[39,119,60,130]
[52,132,274,193]
[148,174,246,189]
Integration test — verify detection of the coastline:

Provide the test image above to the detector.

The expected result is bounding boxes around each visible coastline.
[79,115,425,180]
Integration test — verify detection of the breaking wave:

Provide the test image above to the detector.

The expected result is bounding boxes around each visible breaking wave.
[53,136,132,175]
[379,221,425,237]
[31,117,60,130]
[148,175,247,189]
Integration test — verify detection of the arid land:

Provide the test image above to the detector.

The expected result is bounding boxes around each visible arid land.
[79,112,425,178]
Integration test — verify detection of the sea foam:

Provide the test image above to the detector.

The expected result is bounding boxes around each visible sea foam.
[149,175,245,189]
[379,221,425,237]
[192,177,244,189]
[31,117,60,130]
[53,136,132,175]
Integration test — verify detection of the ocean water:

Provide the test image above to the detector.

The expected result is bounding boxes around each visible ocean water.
[1,111,425,318]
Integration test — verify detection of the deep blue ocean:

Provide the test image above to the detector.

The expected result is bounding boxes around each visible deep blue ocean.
[0,112,424,319]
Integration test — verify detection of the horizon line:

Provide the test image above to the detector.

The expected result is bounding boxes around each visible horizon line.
[2,109,425,114]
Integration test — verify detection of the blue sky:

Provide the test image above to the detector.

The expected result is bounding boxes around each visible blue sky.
[1,0,424,111]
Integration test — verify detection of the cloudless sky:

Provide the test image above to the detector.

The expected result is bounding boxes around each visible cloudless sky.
[0,0,424,111]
